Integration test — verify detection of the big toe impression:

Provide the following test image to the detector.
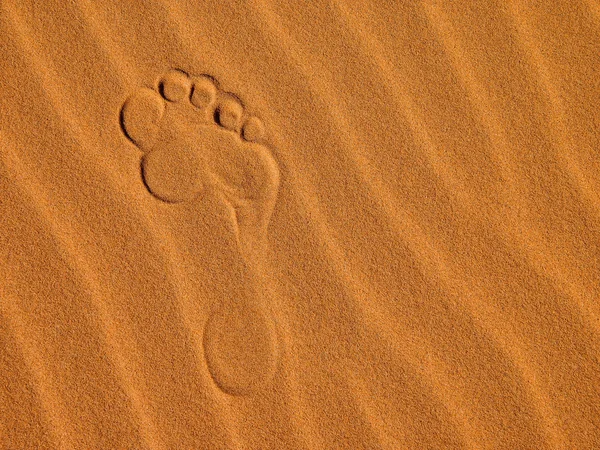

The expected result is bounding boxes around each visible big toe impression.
[120,88,165,150]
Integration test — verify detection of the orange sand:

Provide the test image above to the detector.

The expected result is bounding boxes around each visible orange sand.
[1,1,599,449]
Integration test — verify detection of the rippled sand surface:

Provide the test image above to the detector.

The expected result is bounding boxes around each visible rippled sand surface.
[1,1,599,449]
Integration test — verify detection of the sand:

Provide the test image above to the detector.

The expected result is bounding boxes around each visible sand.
[1,1,599,449]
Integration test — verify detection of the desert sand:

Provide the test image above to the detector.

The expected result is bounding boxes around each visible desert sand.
[1,1,599,449]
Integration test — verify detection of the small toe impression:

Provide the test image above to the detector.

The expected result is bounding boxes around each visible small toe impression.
[142,146,204,203]
[242,116,265,142]
[159,69,192,102]
[216,96,244,131]
[120,88,165,150]
[203,300,278,396]
[191,75,218,110]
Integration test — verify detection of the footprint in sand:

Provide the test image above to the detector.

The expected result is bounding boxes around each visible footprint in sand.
[120,68,280,396]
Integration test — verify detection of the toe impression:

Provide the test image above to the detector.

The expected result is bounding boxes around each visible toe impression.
[216,96,244,131]
[159,69,192,103]
[120,88,165,151]
[191,75,218,110]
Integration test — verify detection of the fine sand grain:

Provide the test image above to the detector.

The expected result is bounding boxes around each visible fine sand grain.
[1,1,599,449]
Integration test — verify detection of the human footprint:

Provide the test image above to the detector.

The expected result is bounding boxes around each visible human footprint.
[120,69,282,396]
[120,68,280,261]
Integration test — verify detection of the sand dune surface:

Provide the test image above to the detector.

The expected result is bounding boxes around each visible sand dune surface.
[1,1,600,449]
